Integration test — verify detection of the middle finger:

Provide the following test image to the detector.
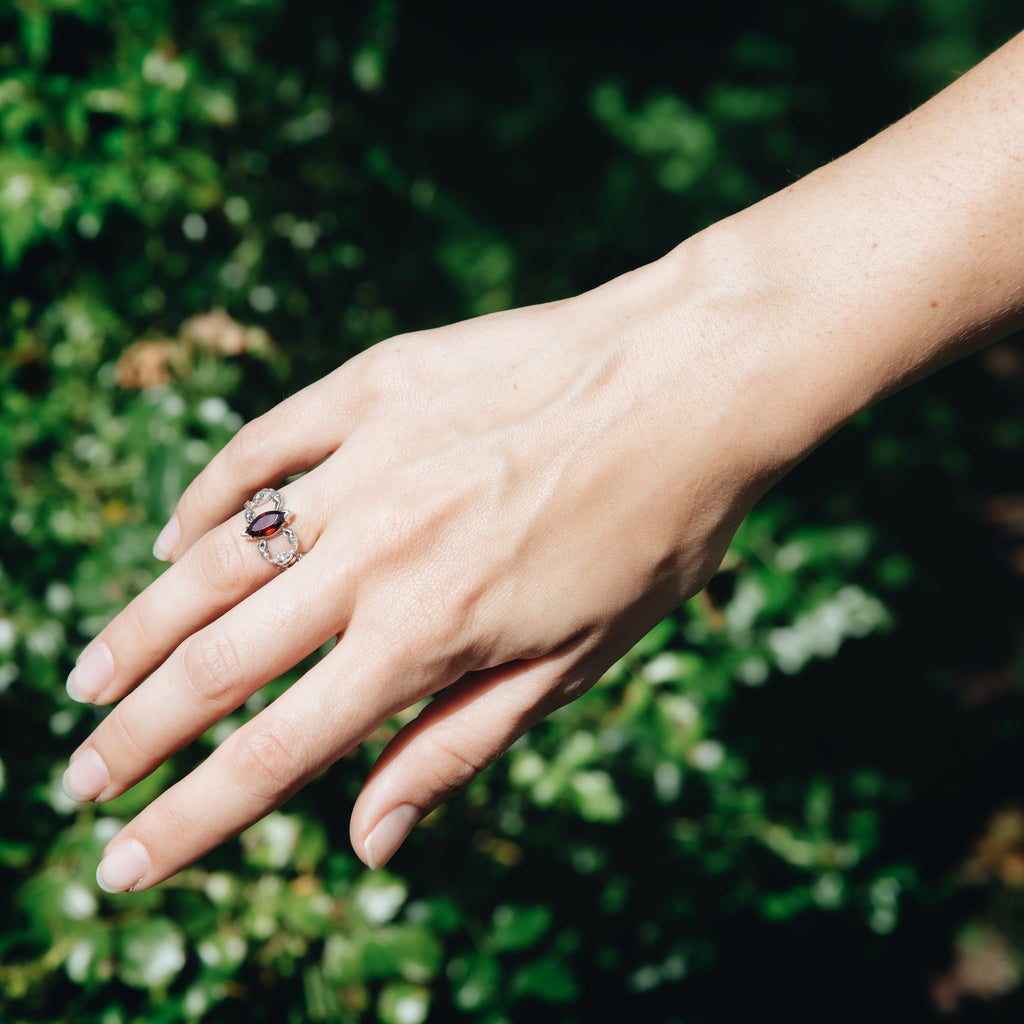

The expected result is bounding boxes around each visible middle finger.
[63,536,348,803]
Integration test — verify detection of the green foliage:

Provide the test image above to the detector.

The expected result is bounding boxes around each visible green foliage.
[4,1,1024,1022]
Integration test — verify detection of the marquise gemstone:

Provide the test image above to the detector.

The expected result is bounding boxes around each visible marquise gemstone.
[246,510,287,538]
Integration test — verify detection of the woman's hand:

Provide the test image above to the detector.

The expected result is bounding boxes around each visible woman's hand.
[63,29,1024,891]
[62,249,773,892]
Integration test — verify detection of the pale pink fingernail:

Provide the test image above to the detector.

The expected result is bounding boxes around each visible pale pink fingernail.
[62,748,110,802]
[66,641,114,703]
[96,839,151,893]
[364,804,419,871]
[152,514,180,561]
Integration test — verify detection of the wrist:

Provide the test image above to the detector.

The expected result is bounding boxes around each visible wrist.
[627,218,851,492]
[633,32,1024,497]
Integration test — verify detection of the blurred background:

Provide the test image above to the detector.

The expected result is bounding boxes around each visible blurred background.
[3,1,1024,1021]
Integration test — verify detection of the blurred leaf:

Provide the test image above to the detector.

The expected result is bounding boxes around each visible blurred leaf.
[451,953,501,1013]
[377,982,431,1024]
[510,952,579,1004]
[489,904,552,952]
[118,917,187,990]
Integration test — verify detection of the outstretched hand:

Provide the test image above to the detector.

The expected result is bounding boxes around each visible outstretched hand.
[62,251,772,892]
[61,29,1024,892]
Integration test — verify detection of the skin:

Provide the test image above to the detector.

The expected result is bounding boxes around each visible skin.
[64,32,1024,892]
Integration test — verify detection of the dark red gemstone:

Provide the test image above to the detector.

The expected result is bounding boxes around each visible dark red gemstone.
[246,510,286,538]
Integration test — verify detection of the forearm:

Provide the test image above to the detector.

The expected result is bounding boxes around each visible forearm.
[660,30,1024,476]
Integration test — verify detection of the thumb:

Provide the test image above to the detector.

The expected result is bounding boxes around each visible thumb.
[350,652,583,871]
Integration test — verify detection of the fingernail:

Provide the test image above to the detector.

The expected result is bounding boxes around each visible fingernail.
[364,804,419,871]
[66,641,114,703]
[62,748,110,802]
[152,514,180,561]
[96,839,151,893]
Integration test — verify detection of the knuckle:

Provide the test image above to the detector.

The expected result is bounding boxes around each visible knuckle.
[229,719,306,801]
[116,598,163,665]
[182,463,222,520]
[180,632,245,706]
[420,730,493,802]
[103,708,149,769]
[225,416,272,479]
[379,573,475,669]
[356,338,425,404]
[143,802,194,849]
[191,528,247,595]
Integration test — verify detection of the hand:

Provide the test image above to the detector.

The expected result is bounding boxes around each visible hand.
[61,244,783,892]
[64,31,1024,892]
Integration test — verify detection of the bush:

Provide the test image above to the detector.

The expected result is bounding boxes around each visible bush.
[4,2,1024,1021]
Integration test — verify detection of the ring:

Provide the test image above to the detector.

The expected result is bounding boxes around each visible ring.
[241,489,301,568]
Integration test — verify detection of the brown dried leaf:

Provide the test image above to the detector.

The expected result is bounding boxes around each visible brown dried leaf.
[115,340,179,390]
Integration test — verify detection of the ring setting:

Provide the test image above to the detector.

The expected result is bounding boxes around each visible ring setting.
[242,489,301,568]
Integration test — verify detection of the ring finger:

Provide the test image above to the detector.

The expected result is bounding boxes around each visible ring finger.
[66,478,327,707]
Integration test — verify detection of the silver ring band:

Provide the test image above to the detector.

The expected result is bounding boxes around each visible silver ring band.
[241,489,302,568]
